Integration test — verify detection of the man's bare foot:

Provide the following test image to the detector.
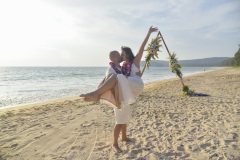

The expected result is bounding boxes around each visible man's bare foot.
[112,144,122,153]
[79,92,98,101]
[121,138,134,143]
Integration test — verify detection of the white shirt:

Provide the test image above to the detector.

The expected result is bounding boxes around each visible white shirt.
[105,65,131,124]
[105,65,121,76]
[105,67,116,76]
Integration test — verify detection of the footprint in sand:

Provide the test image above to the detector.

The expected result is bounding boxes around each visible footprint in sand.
[177,145,185,151]
[70,145,81,150]
[95,145,109,151]
[130,149,142,155]
[34,134,46,139]
[10,143,18,148]
[8,124,18,128]
[200,143,211,149]
[224,139,237,146]
[81,122,93,127]
[165,123,173,128]
[197,135,205,141]
[45,124,51,128]
[138,126,143,131]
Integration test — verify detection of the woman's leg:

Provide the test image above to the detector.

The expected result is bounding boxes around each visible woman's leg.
[80,74,117,101]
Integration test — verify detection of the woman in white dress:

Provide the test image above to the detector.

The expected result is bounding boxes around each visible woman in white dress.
[80,26,158,108]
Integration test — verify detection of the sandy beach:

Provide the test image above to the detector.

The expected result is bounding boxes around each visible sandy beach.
[0,67,239,160]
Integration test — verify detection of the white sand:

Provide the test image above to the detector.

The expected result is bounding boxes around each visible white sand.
[0,67,239,160]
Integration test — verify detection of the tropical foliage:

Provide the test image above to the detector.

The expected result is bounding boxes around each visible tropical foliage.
[141,32,162,76]
[221,47,240,67]
[233,48,240,66]
[168,52,182,79]
[144,33,162,68]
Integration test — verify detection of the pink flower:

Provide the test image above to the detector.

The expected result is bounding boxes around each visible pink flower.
[121,61,132,76]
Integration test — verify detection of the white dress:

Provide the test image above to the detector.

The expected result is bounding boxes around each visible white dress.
[105,67,132,124]
[128,63,144,98]
[111,64,144,124]
[117,63,144,107]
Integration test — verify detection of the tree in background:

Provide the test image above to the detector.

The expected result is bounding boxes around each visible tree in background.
[220,45,240,67]
[233,45,240,66]
[221,58,234,66]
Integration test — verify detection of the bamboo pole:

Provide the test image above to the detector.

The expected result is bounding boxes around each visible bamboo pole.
[159,30,185,87]
[141,62,148,77]
[158,31,171,57]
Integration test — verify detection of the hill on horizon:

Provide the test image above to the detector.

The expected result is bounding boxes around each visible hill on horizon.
[140,57,231,67]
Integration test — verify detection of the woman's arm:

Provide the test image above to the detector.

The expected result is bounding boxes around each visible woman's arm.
[133,26,158,69]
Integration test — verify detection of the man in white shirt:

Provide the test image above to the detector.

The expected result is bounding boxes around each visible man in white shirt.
[105,50,132,153]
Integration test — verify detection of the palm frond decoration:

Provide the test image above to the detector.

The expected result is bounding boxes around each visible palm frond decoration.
[168,52,195,95]
[169,52,182,79]
[182,86,195,96]
[141,32,162,75]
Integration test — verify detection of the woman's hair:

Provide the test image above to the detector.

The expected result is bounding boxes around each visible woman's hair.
[121,46,135,63]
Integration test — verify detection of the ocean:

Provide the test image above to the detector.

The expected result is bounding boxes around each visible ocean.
[0,66,218,108]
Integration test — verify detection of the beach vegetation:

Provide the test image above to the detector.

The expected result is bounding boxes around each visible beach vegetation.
[220,47,240,67]
[221,58,234,66]
[233,47,240,66]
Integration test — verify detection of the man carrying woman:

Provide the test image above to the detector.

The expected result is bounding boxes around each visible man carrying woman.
[80,26,158,152]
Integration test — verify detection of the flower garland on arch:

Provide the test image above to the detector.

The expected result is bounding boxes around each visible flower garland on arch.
[158,31,210,97]
[141,31,162,76]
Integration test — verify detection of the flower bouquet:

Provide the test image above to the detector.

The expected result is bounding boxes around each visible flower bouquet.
[141,32,162,75]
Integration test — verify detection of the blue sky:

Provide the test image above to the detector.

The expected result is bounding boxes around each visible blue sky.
[0,0,239,66]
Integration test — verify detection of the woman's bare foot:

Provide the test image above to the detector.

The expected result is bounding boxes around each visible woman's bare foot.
[79,92,98,101]
[83,97,93,102]
[112,144,122,153]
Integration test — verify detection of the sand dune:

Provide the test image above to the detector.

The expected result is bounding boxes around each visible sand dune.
[0,67,239,160]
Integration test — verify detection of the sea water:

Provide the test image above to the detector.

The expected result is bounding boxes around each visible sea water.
[0,66,218,108]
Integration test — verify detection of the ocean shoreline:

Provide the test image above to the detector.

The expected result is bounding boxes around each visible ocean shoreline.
[0,67,222,111]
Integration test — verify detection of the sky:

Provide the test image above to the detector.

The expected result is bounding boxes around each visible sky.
[0,0,239,66]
